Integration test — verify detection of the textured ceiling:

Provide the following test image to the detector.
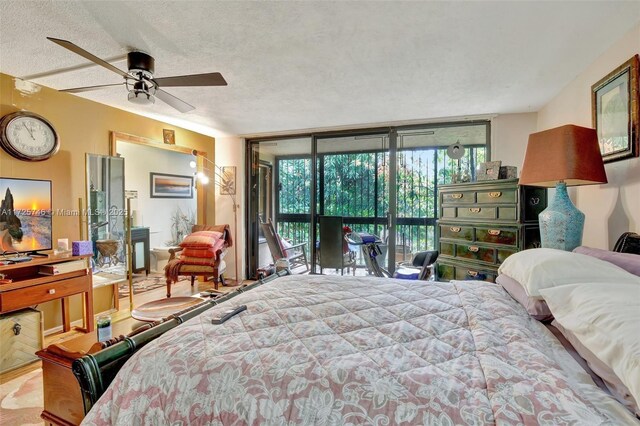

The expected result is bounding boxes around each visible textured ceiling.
[0,1,638,137]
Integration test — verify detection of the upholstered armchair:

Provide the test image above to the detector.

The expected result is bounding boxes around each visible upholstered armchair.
[164,224,231,297]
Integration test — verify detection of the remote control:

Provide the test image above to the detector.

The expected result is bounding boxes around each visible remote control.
[211,305,247,324]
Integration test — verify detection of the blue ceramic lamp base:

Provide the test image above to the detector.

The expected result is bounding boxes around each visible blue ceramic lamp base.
[539,182,584,251]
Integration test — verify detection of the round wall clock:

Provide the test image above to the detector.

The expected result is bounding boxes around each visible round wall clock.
[0,111,60,161]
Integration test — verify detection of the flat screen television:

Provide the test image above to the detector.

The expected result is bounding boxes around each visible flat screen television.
[0,177,52,255]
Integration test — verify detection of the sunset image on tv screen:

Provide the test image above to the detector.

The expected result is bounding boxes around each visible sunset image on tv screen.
[0,178,52,253]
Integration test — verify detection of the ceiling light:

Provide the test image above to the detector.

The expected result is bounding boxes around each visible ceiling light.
[199,175,210,185]
[189,160,197,169]
[127,81,155,105]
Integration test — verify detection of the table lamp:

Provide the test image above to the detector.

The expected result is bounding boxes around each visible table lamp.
[519,124,607,251]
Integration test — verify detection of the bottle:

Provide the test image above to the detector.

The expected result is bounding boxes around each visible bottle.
[96,314,112,342]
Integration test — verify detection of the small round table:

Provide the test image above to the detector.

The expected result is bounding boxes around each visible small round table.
[131,296,205,322]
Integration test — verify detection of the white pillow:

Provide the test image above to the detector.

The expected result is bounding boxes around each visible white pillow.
[540,282,640,411]
[497,248,640,299]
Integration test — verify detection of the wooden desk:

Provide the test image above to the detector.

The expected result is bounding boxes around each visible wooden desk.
[0,255,94,333]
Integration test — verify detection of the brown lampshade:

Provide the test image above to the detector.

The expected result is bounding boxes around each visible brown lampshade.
[519,124,608,187]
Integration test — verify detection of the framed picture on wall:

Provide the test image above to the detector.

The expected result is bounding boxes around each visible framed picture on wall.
[591,54,639,163]
[163,129,175,145]
[150,173,193,199]
[219,166,236,195]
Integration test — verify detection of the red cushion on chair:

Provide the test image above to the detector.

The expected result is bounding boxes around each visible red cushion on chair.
[276,234,289,256]
[182,247,218,258]
[179,231,223,249]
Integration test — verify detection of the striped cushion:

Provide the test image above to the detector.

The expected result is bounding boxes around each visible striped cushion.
[182,245,223,258]
[179,231,223,249]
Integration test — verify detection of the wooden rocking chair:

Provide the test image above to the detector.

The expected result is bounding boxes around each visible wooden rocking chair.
[260,219,309,272]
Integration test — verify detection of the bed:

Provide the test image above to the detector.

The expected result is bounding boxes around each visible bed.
[78,261,640,425]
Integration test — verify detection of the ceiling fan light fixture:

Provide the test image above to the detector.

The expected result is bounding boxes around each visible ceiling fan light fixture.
[127,89,155,105]
[127,81,155,105]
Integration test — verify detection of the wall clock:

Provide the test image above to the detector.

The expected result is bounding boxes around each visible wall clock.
[0,111,60,161]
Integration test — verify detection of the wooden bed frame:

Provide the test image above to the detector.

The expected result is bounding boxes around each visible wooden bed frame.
[71,270,289,416]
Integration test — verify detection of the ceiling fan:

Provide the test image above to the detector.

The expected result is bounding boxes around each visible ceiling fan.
[46,37,227,113]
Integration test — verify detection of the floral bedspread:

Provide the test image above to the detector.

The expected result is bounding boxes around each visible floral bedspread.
[83,276,638,425]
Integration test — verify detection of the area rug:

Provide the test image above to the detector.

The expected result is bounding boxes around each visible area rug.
[118,273,189,299]
[0,368,43,426]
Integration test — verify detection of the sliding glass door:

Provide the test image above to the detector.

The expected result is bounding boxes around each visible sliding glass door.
[314,131,392,273]
[246,121,490,279]
[394,123,489,266]
[247,137,312,276]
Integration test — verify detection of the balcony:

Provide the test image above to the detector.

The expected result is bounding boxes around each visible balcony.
[273,145,486,272]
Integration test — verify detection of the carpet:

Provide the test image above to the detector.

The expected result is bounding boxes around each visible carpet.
[118,273,189,299]
[0,368,43,426]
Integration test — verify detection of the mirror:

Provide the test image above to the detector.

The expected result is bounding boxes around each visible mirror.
[85,154,126,295]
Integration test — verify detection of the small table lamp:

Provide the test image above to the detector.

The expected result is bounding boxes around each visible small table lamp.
[520,124,607,251]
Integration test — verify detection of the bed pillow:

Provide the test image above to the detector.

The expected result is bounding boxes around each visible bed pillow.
[540,282,640,414]
[552,320,639,415]
[497,248,640,299]
[573,246,640,277]
[496,274,553,321]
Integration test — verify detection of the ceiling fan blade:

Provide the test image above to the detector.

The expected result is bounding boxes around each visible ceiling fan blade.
[61,83,125,93]
[155,89,195,113]
[153,72,227,87]
[47,37,130,78]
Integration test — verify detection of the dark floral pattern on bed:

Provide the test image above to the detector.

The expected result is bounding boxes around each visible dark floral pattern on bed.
[83,276,638,425]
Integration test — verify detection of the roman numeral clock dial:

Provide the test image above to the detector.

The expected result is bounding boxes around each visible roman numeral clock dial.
[0,111,60,161]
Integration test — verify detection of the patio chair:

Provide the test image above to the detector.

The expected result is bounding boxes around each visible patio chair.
[395,250,439,280]
[260,219,309,272]
[318,215,356,275]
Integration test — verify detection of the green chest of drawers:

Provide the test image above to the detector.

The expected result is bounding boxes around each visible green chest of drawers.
[437,179,547,282]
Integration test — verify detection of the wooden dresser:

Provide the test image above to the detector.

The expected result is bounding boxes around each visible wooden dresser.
[436,179,547,282]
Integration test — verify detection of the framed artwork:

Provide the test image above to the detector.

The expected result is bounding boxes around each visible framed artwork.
[150,173,193,199]
[477,161,501,181]
[163,129,175,145]
[219,166,236,195]
[591,54,639,163]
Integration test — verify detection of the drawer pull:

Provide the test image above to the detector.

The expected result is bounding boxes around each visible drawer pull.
[469,208,481,213]
[488,229,501,236]
[468,246,479,252]
[467,270,478,277]
[488,192,502,198]
[449,227,461,233]
[530,197,540,205]
[48,289,56,295]
[451,193,463,199]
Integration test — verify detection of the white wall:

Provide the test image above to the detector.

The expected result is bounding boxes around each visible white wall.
[118,142,197,248]
[537,23,640,249]
[215,136,245,281]
[491,113,538,170]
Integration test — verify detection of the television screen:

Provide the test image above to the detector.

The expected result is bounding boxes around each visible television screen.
[0,177,52,254]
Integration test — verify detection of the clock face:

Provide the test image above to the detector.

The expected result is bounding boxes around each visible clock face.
[0,112,59,161]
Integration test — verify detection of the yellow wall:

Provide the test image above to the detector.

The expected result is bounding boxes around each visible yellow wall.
[0,73,215,330]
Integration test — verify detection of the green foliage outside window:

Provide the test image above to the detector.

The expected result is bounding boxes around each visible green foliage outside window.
[276,146,486,255]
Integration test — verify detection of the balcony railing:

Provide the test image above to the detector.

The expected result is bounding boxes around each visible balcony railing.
[274,145,485,268]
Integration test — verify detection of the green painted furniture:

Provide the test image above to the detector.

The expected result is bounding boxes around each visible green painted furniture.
[437,179,547,282]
